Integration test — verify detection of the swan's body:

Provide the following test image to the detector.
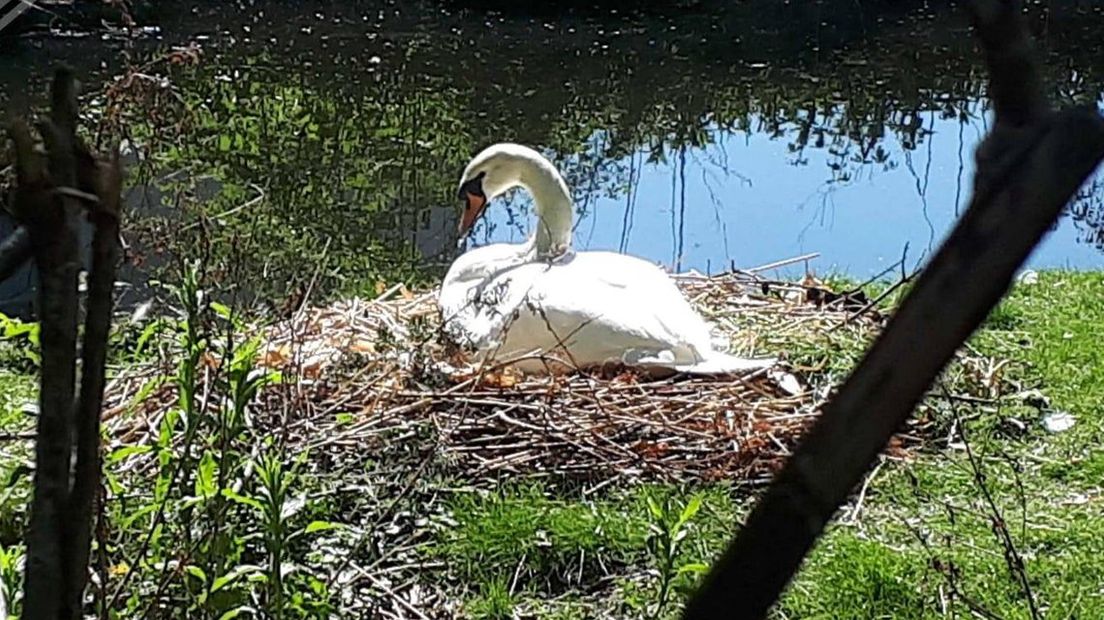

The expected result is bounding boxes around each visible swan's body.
[438,143,773,375]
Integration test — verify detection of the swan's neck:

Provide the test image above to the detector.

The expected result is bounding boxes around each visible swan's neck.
[518,162,573,257]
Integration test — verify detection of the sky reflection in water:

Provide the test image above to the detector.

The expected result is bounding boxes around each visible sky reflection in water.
[476,107,1104,278]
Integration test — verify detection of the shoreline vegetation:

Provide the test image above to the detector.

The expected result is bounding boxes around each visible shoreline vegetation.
[1,268,1102,617]
[7,0,1104,320]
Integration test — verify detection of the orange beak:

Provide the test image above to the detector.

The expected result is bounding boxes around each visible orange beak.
[458,191,487,236]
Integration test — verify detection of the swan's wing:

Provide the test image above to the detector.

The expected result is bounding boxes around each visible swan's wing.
[440,248,772,374]
[438,246,546,350]
[525,252,775,374]
[522,252,715,353]
[438,244,528,314]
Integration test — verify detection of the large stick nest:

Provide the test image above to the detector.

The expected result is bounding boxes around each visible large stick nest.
[105,269,903,485]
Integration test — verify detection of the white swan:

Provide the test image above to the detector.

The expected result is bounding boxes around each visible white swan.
[437,143,774,376]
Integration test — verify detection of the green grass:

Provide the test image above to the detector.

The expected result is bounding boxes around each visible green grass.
[983,272,1104,446]
[428,271,1104,618]
[779,271,1104,618]
[1,271,1101,618]
[0,369,35,546]
[779,533,931,620]
[438,485,733,586]
[441,484,647,583]
[437,484,738,617]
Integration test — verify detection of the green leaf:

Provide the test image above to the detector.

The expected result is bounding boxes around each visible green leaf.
[185,565,208,583]
[133,319,164,357]
[211,564,264,593]
[221,488,264,512]
[677,562,709,575]
[195,451,218,500]
[217,606,257,620]
[677,495,703,528]
[210,301,233,320]
[304,520,343,534]
[120,503,158,530]
[108,444,152,464]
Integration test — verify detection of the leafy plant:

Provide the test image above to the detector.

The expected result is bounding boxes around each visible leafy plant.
[643,491,708,619]
[0,544,23,619]
[466,577,517,620]
[0,313,40,369]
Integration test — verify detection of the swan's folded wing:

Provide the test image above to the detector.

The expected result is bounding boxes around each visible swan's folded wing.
[524,252,714,352]
[439,256,547,350]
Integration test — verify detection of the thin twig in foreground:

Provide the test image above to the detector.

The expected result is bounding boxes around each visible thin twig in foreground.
[947,396,1040,619]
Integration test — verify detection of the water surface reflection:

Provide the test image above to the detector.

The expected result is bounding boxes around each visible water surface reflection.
[475,107,1104,277]
[1,0,1103,314]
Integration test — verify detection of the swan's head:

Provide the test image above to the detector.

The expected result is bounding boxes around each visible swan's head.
[455,143,563,236]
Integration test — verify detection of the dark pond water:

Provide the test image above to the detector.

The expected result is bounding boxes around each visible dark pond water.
[3,0,1104,314]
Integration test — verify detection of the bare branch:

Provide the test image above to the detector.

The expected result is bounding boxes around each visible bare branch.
[21,67,83,620]
[681,2,1104,618]
[966,0,1048,127]
[63,144,123,619]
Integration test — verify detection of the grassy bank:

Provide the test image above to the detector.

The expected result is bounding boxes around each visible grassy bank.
[0,270,1100,618]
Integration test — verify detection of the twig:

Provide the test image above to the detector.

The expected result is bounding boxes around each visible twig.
[291,236,331,322]
[177,182,266,231]
[842,456,884,526]
[844,243,910,295]
[901,488,1007,620]
[834,261,920,328]
[745,253,821,275]
[349,563,431,620]
[949,396,1040,619]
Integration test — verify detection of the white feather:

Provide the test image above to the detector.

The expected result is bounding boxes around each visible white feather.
[439,143,774,375]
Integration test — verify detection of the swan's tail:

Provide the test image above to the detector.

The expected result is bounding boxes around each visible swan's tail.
[673,352,777,376]
[625,348,777,376]
[676,354,805,397]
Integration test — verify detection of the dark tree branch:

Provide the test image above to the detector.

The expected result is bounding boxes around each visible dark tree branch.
[62,143,122,620]
[681,2,1104,619]
[0,225,32,283]
[969,0,1048,127]
[21,68,83,620]
[14,65,122,620]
